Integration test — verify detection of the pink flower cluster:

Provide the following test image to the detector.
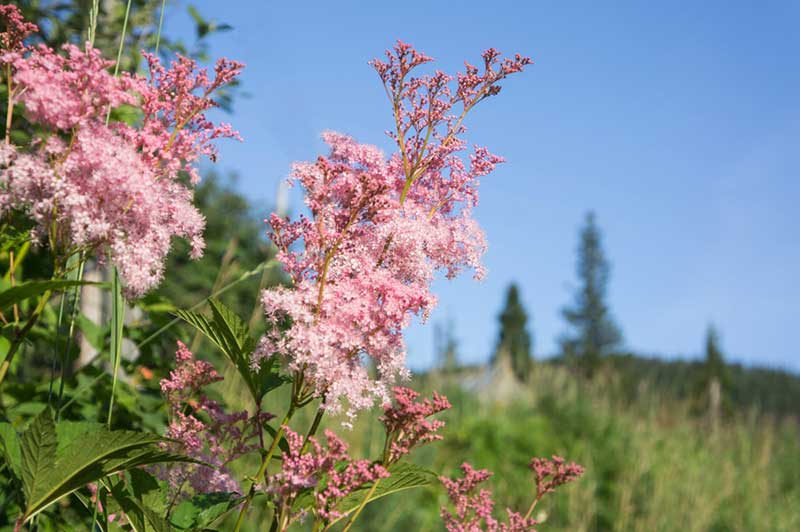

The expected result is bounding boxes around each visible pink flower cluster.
[255,42,530,419]
[381,386,451,463]
[0,5,37,62]
[156,342,266,499]
[440,463,537,532]
[268,426,389,526]
[0,7,241,297]
[529,456,585,498]
[440,455,585,532]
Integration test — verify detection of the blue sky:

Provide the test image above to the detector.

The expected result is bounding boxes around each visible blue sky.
[167,1,799,371]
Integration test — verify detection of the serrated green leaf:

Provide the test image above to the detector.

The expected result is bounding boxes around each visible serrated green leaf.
[19,412,196,523]
[128,468,168,518]
[0,280,106,311]
[176,298,286,406]
[0,421,22,479]
[55,421,105,455]
[170,492,242,530]
[327,462,436,526]
[107,473,172,532]
[20,409,58,503]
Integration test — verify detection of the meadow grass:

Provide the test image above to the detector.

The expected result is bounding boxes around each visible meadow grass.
[220,362,800,531]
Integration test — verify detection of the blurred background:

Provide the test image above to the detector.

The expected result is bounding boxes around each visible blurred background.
[6,1,800,531]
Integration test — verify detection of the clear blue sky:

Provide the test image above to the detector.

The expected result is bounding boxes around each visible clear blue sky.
[167,1,799,371]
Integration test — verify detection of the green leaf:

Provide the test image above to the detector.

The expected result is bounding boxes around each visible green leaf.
[170,492,243,530]
[20,409,58,504]
[128,468,168,518]
[0,421,22,479]
[176,298,286,406]
[327,462,437,526]
[0,280,106,311]
[72,489,109,532]
[18,409,195,523]
[55,420,105,455]
[107,473,172,532]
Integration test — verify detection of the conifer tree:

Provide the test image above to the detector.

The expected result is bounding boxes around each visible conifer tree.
[560,212,622,377]
[493,283,533,381]
[698,324,729,427]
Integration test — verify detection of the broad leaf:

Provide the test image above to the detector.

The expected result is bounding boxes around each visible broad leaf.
[18,409,196,523]
[107,473,172,532]
[0,421,22,479]
[328,462,437,525]
[0,280,106,311]
[170,492,243,530]
[20,409,58,503]
[176,298,286,405]
[55,420,106,454]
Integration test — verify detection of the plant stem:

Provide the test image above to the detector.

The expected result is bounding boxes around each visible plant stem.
[154,0,167,56]
[5,64,13,145]
[340,479,381,532]
[104,0,132,124]
[302,404,326,452]
[55,256,86,419]
[105,268,124,428]
[522,494,542,521]
[232,402,297,532]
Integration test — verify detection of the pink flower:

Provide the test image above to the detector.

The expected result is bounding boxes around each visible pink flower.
[440,456,585,532]
[155,343,268,500]
[0,5,38,57]
[381,386,451,463]
[255,43,529,418]
[267,427,389,526]
[0,11,242,297]
[440,463,504,532]
[529,456,585,497]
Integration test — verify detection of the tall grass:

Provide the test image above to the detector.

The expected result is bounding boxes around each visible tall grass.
[219,362,799,531]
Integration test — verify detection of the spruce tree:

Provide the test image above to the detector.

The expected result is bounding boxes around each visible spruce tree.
[698,324,729,426]
[493,283,533,381]
[560,212,622,377]
[703,325,726,381]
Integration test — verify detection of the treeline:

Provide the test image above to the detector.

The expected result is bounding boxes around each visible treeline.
[452,211,800,420]
[597,352,800,419]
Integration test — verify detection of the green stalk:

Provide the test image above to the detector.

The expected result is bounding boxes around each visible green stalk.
[47,254,84,408]
[87,0,100,47]
[154,0,167,56]
[105,268,124,428]
[47,284,70,403]
[104,0,132,124]
[232,404,297,532]
[55,256,86,419]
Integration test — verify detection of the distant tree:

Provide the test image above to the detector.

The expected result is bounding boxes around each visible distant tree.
[696,325,729,427]
[560,212,623,377]
[702,325,726,383]
[492,283,533,382]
